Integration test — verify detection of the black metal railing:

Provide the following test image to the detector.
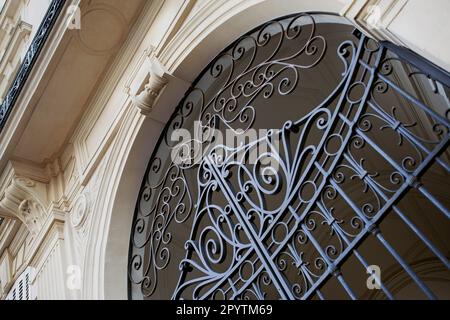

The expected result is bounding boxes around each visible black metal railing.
[128,13,450,300]
[0,0,66,132]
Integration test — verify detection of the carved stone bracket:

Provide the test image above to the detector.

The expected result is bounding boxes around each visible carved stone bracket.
[132,57,169,116]
[0,162,50,235]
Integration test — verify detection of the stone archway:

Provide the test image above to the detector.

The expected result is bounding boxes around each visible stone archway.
[92,0,350,300]
[84,0,450,300]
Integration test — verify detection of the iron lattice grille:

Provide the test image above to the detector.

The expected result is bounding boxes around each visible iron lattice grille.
[129,13,450,300]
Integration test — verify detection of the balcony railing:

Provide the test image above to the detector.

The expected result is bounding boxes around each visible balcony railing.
[0,0,65,132]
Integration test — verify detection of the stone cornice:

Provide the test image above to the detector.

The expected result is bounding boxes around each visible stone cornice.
[67,0,162,187]
[0,0,80,173]
[0,0,66,131]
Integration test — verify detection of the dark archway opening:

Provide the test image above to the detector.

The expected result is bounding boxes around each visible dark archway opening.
[128,13,450,300]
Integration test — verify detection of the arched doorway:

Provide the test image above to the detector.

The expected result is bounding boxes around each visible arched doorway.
[128,12,450,300]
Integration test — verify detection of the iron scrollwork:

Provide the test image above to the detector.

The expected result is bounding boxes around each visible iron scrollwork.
[129,13,450,300]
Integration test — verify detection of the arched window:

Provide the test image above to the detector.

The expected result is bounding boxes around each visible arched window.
[129,13,450,300]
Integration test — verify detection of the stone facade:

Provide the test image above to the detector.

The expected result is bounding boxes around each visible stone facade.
[0,0,449,300]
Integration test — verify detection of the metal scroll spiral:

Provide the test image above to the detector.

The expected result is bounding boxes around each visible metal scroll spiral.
[130,13,450,300]
[129,13,335,299]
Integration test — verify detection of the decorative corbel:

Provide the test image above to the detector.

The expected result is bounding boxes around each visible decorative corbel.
[132,56,169,116]
[17,199,46,236]
[0,162,50,236]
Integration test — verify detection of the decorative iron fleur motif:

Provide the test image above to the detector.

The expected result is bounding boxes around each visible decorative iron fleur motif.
[129,13,450,300]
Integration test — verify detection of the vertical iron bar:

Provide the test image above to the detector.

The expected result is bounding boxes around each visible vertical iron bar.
[316,201,395,300]
[301,226,357,300]
[417,186,450,219]
[342,152,450,269]
[367,100,450,173]
[375,233,437,300]
[206,157,294,300]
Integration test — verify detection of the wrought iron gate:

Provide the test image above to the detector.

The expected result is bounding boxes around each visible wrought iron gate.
[129,13,450,300]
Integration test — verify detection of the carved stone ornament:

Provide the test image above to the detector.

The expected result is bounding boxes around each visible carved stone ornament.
[18,199,46,236]
[0,164,50,235]
[133,71,168,116]
[70,193,89,229]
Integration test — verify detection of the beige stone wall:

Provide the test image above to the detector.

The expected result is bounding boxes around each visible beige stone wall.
[0,0,52,102]
[342,0,450,71]
[0,0,448,300]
